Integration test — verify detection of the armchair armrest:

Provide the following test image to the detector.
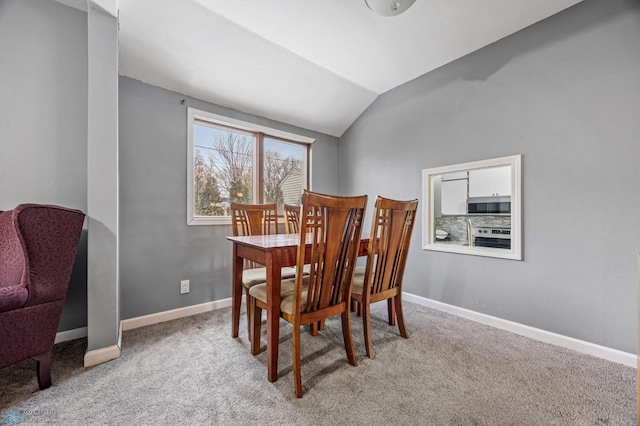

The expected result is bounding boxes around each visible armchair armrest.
[0,284,28,313]
[0,209,26,289]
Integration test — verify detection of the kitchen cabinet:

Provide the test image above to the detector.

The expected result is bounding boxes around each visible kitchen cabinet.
[468,166,511,198]
[441,171,467,215]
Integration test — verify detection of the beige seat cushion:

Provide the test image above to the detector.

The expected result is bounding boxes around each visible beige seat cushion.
[280,289,309,315]
[242,267,297,288]
[351,265,366,296]
[248,277,297,303]
[351,276,364,297]
[250,276,312,315]
[301,264,312,276]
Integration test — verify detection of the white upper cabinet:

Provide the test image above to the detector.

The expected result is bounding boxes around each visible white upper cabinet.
[441,179,468,214]
[440,171,468,215]
[468,166,511,197]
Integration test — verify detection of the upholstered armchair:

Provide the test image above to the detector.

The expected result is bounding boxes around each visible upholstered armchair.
[0,204,85,389]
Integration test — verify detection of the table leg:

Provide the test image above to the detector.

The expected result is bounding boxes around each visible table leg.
[231,244,243,338]
[266,251,282,382]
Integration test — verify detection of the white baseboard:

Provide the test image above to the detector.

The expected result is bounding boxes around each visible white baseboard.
[403,293,637,369]
[58,323,123,367]
[84,344,121,367]
[57,300,232,367]
[55,326,88,344]
[83,323,122,367]
[62,295,636,369]
[121,298,232,331]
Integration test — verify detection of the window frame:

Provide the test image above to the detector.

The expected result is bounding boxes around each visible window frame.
[187,108,314,225]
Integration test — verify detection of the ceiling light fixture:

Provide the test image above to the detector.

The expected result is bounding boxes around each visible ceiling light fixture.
[365,0,417,17]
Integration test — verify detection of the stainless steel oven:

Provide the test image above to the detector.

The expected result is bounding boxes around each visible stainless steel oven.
[472,227,511,249]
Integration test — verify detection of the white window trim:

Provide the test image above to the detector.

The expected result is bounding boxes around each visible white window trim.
[187,107,314,226]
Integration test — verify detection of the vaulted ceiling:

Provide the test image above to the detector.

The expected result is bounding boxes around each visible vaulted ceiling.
[118,0,583,137]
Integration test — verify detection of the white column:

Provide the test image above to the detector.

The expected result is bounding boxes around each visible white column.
[85,0,120,367]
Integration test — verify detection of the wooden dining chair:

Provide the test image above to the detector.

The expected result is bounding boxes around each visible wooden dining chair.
[284,202,319,336]
[350,196,418,359]
[230,202,296,340]
[284,202,314,281]
[283,203,301,234]
[248,190,367,398]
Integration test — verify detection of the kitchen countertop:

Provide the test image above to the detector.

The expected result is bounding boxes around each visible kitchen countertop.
[435,240,469,246]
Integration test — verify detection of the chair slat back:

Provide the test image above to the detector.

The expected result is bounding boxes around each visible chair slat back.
[295,190,367,317]
[230,202,278,237]
[283,204,300,234]
[364,196,418,296]
[231,202,278,269]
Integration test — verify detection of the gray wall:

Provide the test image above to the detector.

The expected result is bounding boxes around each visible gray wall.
[3,0,637,356]
[119,77,340,319]
[339,0,640,353]
[0,0,88,331]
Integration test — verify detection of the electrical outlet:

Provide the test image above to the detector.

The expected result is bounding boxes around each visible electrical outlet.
[180,279,190,294]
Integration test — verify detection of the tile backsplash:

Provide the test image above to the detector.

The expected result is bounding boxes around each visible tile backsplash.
[434,215,511,243]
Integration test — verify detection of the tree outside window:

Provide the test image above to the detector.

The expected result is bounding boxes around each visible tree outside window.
[263,137,305,212]
[191,119,308,219]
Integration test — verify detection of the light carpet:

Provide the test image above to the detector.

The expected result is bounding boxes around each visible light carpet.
[0,302,636,425]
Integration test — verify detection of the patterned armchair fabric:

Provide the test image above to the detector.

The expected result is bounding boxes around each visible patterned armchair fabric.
[0,204,85,389]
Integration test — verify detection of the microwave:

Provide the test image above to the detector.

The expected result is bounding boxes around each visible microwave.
[467,197,511,215]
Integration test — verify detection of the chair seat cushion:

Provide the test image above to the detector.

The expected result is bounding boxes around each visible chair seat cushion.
[249,276,314,316]
[280,284,309,315]
[301,264,311,276]
[0,285,28,313]
[248,277,297,303]
[351,265,366,296]
[242,267,296,288]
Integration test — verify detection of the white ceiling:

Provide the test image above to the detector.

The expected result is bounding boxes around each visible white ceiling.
[118,0,583,137]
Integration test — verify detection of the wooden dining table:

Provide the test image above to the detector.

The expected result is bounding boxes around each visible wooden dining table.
[227,232,369,382]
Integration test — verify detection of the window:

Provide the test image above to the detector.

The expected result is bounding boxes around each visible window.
[422,155,522,260]
[187,108,313,225]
